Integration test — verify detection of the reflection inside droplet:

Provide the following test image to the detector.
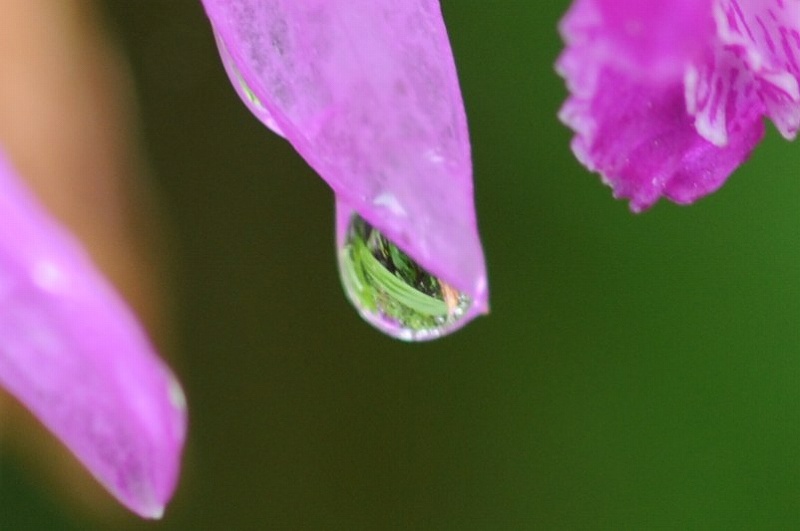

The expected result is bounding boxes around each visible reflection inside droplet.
[212,30,284,136]
[338,214,472,341]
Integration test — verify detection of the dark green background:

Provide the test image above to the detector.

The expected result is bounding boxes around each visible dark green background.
[3,1,800,529]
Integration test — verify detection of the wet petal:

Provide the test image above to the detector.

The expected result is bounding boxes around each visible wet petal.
[0,150,186,518]
[201,0,487,311]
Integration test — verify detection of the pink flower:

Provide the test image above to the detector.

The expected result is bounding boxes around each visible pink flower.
[200,0,488,331]
[557,0,800,211]
[0,150,186,518]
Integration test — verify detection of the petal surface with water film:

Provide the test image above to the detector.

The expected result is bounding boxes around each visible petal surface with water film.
[201,0,488,329]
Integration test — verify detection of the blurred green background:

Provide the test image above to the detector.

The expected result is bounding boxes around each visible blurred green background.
[3,0,800,529]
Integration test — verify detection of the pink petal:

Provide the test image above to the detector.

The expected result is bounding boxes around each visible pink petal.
[558,0,767,210]
[561,65,764,211]
[560,0,716,83]
[715,0,800,139]
[684,46,766,147]
[200,0,488,312]
[0,150,186,518]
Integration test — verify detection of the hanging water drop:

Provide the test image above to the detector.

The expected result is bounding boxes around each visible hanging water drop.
[338,214,472,341]
[212,32,284,136]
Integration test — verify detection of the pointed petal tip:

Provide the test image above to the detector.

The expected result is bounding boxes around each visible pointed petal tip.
[472,275,490,315]
[204,1,487,325]
[139,504,165,520]
[0,150,187,519]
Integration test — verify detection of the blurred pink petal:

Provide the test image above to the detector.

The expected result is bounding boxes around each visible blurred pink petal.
[201,0,488,313]
[557,0,800,210]
[0,150,186,518]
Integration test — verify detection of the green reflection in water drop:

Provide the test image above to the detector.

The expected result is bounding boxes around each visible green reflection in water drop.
[232,64,263,109]
[339,215,472,341]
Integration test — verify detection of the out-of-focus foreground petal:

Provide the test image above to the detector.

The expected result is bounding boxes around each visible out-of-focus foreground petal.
[557,0,799,211]
[0,150,186,518]
[200,0,488,312]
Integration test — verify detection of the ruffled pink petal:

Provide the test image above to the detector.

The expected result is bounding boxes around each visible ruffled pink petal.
[560,64,764,211]
[560,0,716,84]
[200,0,487,312]
[0,150,186,518]
[715,0,800,139]
[684,45,766,147]
[558,0,769,210]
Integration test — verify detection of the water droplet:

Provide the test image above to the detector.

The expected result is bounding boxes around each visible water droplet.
[167,373,187,414]
[215,34,265,111]
[212,31,284,136]
[338,214,472,341]
[234,68,263,110]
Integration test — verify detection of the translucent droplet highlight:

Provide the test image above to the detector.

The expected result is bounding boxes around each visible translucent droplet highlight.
[212,30,284,137]
[338,214,472,341]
